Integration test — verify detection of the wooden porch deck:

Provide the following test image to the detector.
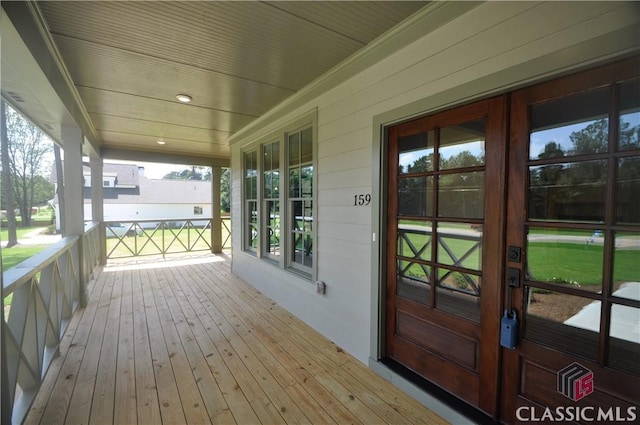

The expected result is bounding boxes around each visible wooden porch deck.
[24,254,448,425]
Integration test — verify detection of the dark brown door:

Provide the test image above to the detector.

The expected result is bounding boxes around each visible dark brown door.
[501,57,640,423]
[385,97,507,418]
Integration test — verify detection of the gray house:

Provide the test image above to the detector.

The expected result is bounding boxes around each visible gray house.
[52,163,212,230]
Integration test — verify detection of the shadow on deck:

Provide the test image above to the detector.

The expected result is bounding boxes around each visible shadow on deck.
[24,253,448,424]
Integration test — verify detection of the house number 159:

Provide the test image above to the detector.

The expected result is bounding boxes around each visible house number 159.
[354,194,371,206]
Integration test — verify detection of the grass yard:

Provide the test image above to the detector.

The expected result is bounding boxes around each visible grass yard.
[2,245,48,270]
[0,225,48,242]
[528,242,638,287]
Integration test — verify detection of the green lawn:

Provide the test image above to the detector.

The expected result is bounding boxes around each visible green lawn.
[0,225,48,242]
[528,242,638,286]
[2,245,48,270]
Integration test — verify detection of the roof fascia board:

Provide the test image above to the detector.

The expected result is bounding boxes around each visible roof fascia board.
[2,1,100,153]
[228,1,482,146]
[101,147,230,168]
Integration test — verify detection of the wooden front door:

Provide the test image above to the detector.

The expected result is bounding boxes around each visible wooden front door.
[501,57,640,423]
[385,96,507,418]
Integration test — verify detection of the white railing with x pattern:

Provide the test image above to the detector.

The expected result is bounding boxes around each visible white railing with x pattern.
[1,223,102,425]
[105,216,231,259]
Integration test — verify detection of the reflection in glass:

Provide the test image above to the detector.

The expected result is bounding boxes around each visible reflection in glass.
[247,200,258,249]
[289,132,300,166]
[439,119,485,170]
[619,79,640,151]
[525,287,599,361]
[301,165,313,197]
[244,151,258,199]
[397,260,431,306]
[530,88,609,160]
[397,220,432,262]
[526,227,603,290]
[291,200,313,269]
[399,132,434,174]
[437,222,482,271]
[303,200,313,233]
[398,176,432,217]
[263,142,279,198]
[528,160,607,222]
[265,200,280,256]
[436,268,480,322]
[613,232,640,301]
[301,127,313,163]
[616,157,640,224]
[609,303,640,375]
[438,172,484,219]
[289,168,300,198]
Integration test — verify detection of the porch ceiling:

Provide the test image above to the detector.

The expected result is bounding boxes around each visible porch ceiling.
[1,1,427,163]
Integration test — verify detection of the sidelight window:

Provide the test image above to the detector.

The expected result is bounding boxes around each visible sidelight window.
[523,77,640,375]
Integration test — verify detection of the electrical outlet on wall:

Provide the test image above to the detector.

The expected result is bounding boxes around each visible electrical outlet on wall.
[316,281,326,295]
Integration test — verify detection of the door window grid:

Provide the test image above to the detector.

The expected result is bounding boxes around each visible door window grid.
[395,119,486,322]
[523,78,640,374]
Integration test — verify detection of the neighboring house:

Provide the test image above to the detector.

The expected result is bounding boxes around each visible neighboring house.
[52,163,211,230]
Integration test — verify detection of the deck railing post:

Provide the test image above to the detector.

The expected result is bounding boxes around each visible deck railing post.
[211,166,223,253]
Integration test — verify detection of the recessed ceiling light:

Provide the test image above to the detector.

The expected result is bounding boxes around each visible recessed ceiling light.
[176,94,192,103]
[157,140,166,145]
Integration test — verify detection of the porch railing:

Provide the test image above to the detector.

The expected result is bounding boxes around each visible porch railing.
[2,223,102,425]
[105,215,231,260]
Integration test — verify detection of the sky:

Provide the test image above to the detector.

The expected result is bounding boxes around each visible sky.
[104,159,193,179]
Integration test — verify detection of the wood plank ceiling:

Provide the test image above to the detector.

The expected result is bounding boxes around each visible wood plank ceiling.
[35,1,428,160]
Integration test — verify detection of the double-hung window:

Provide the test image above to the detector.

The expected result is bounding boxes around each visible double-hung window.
[242,114,315,278]
[263,141,280,260]
[243,150,258,253]
[288,127,314,272]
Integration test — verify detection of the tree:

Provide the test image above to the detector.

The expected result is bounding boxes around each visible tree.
[1,101,18,247]
[3,103,53,227]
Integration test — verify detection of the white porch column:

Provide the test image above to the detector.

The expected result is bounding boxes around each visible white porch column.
[90,155,106,264]
[61,126,84,237]
[211,166,222,253]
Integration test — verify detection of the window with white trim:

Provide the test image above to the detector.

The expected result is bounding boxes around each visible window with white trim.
[243,150,258,253]
[263,141,280,260]
[242,116,315,278]
[288,127,313,272]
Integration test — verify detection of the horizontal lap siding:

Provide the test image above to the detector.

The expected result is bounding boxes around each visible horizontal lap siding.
[231,1,639,363]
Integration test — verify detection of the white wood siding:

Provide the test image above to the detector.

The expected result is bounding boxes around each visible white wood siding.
[230,1,640,363]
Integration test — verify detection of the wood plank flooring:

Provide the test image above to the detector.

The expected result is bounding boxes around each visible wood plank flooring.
[24,254,448,425]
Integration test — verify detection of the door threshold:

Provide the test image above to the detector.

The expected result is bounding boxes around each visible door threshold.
[372,358,499,425]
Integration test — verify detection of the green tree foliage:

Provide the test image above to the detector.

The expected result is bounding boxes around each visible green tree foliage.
[1,102,54,227]
[529,117,640,221]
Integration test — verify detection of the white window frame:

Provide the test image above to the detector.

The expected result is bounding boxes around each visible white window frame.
[240,111,318,280]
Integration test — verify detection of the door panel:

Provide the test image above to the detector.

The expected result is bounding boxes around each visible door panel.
[501,57,640,423]
[386,97,506,417]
